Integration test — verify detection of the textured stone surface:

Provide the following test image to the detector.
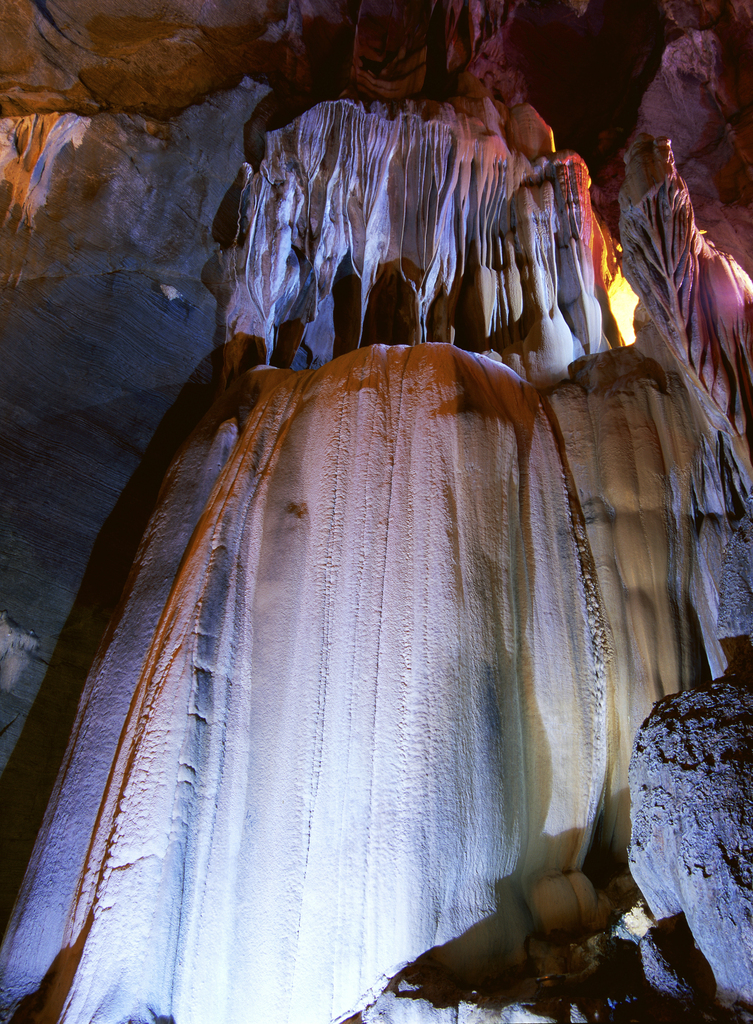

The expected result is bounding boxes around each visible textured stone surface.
[0,612,39,696]
[2,0,749,290]
[3,323,750,1021]
[0,0,664,138]
[362,999,556,1022]
[620,133,753,456]
[4,105,753,1023]
[631,0,753,281]
[0,344,615,1023]
[638,914,716,1008]
[2,3,753,1021]
[348,869,655,1023]
[630,680,753,1007]
[0,0,339,118]
[718,494,753,660]
[549,342,748,854]
[0,76,267,932]
[219,95,609,387]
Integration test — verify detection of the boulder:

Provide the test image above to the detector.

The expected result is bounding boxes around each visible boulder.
[630,678,753,1007]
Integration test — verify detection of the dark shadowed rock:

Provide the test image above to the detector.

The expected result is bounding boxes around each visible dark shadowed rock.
[718,494,753,681]
[632,0,753,282]
[0,76,267,935]
[638,913,717,1008]
[630,679,753,1007]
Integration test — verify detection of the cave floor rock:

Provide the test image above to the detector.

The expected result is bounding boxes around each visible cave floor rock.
[349,867,751,1024]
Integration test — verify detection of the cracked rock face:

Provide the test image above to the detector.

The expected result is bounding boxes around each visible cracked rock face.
[629,679,753,1008]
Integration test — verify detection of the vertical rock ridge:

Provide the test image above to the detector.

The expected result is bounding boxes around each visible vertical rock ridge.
[620,133,753,456]
[217,98,611,387]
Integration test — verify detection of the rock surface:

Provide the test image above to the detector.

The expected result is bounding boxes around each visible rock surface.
[629,0,753,283]
[3,87,753,1019]
[0,76,266,931]
[0,0,340,118]
[0,344,614,1023]
[0,0,663,140]
[638,914,715,1008]
[620,133,753,456]
[549,342,747,854]
[2,2,753,1022]
[0,612,39,696]
[630,679,753,1007]
[2,319,751,1021]
[218,95,609,388]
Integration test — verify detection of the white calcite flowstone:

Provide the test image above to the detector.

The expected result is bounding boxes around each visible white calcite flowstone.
[548,342,749,855]
[0,345,611,1024]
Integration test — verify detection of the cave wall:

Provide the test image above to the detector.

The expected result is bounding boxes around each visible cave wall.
[1,0,753,1011]
[0,80,268,928]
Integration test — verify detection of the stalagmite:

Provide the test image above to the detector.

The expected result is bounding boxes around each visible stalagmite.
[620,133,753,454]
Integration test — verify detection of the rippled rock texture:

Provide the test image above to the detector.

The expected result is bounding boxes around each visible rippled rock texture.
[3,109,753,1019]
[217,96,609,387]
[628,492,753,1013]
[0,81,269,932]
[620,132,753,453]
[1,345,613,1023]
[0,0,662,129]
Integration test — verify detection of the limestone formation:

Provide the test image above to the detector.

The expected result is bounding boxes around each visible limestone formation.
[631,1,753,282]
[0,0,664,136]
[0,345,613,1023]
[0,84,267,925]
[718,493,753,665]
[3,88,753,1019]
[548,343,747,854]
[629,487,753,1010]
[2,2,753,1021]
[218,96,608,387]
[620,133,753,455]
[0,0,342,118]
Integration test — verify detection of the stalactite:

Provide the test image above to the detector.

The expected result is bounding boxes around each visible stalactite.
[217,97,610,387]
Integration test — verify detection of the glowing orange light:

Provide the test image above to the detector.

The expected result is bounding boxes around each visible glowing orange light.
[608,269,639,346]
